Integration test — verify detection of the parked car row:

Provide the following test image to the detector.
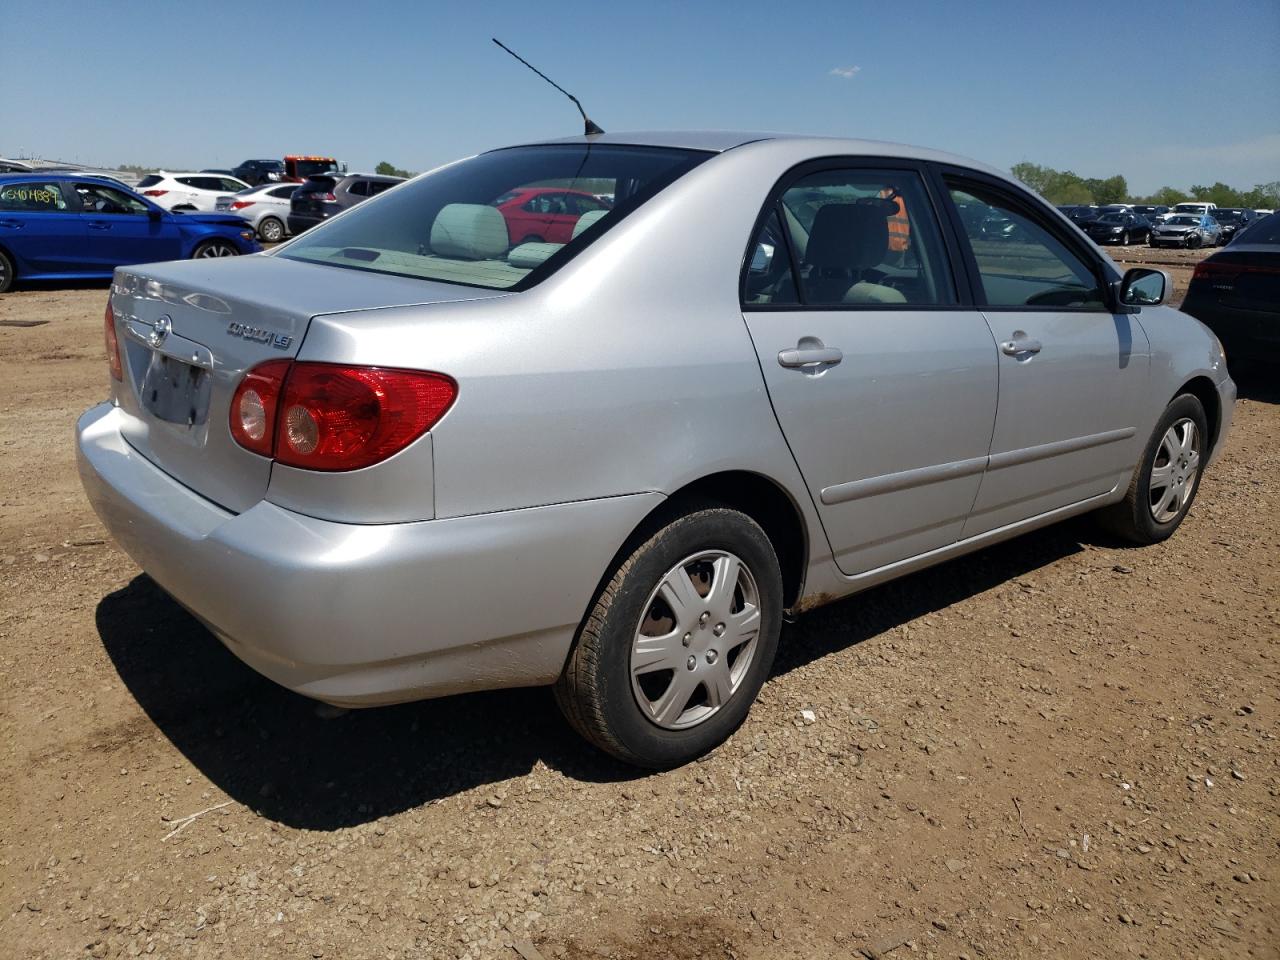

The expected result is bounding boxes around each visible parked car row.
[1058,201,1271,249]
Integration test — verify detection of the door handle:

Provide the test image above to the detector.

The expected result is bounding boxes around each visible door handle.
[1000,334,1042,357]
[87,221,112,230]
[778,346,844,368]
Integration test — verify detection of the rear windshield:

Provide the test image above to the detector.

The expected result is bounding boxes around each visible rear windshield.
[298,177,337,193]
[279,144,710,290]
[294,160,339,178]
[1238,212,1280,243]
[136,175,162,188]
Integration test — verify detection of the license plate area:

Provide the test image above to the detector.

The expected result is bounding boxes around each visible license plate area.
[140,352,211,427]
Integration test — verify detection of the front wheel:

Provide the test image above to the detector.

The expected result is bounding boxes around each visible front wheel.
[1121,231,1130,246]
[555,505,783,768]
[1187,234,1202,249]
[0,248,14,293]
[192,239,240,259]
[257,217,285,243]
[1095,394,1208,544]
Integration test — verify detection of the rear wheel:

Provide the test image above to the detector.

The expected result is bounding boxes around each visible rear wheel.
[555,505,783,768]
[192,239,239,259]
[1095,394,1208,544]
[0,249,14,293]
[257,217,285,243]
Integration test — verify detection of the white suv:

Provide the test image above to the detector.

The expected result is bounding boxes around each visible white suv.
[136,171,250,212]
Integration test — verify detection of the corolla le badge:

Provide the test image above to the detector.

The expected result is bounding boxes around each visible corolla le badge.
[147,315,172,348]
[226,322,293,350]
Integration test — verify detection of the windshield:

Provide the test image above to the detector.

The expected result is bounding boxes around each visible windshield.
[295,160,339,178]
[1098,214,1126,223]
[1166,216,1198,225]
[280,144,710,290]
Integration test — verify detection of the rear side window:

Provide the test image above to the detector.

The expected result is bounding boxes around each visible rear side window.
[347,181,370,197]
[268,186,297,199]
[368,181,397,195]
[946,180,1105,309]
[0,181,68,211]
[747,167,954,307]
[279,144,709,290]
[136,175,162,188]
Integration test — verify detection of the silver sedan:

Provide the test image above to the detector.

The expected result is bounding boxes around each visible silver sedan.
[78,132,1235,768]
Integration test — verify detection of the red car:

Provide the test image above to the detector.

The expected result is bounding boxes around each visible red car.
[492,187,611,245]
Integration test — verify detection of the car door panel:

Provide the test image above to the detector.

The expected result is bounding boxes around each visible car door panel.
[747,311,999,575]
[939,172,1151,538]
[0,181,88,273]
[742,163,999,577]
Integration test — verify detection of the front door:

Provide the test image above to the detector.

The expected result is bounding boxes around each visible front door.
[742,163,999,577]
[74,182,181,268]
[940,175,1150,537]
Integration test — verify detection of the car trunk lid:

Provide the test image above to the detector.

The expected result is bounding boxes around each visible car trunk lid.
[110,254,509,512]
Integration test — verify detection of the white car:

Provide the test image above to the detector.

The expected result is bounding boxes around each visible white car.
[1171,202,1217,217]
[214,182,299,242]
[136,171,250,212]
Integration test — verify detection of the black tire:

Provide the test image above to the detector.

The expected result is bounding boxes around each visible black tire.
[555,505,784,768]
[0,248,14,293]
[1121,231,1130,246]
[1187,234,1202,249]
[257,217,285,243]
[1095,393,1208,545]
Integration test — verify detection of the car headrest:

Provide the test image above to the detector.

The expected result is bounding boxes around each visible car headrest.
[430,203,508,260]
[571,209,608,239]
[805,203,889,271]
[507,241,563,269]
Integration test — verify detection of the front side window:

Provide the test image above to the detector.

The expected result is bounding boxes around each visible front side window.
[770,168,953,306]
[947,182,1105,309]
[280,144,709,290]
[0,181,68,211]
[75,183,148,214]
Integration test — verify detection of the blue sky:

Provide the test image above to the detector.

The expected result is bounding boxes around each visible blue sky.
[3,0,1277,193]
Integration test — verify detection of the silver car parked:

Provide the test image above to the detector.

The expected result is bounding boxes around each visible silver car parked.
[78,132,1235,768]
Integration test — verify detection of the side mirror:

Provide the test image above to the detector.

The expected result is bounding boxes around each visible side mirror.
[148,208,163,221]
[1119,267,1170,310]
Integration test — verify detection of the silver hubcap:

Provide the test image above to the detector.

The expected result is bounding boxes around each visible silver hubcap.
[1149,418,1200,524]
[198,242,235,258]
[630,550,761,730]
[262,220,282,241]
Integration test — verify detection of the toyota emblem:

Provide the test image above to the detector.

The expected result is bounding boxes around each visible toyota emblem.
[148,315,172,348]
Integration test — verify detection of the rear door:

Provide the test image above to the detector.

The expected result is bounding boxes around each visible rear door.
[0,180,88,273]
[742,161,999,576]
[938,170,1150,537]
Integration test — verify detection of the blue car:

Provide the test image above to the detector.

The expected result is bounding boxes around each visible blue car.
[0,173,261,293]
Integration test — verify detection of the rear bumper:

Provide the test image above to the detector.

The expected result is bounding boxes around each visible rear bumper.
[77,402,662,706]
[1184,297,1280,362]
[287,213,326,233]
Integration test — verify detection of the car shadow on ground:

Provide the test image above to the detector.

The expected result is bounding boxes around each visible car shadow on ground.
[96,520,1089,830]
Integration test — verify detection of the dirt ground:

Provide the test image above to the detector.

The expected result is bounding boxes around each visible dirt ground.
[1,259,1276,960]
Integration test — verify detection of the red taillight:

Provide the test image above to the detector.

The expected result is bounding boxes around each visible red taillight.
[229,359,290,456]
[104,303,122,381]
[307,192,336,202]
[1192,259,1279,282]
[229,200,255,210]
[229,362,456,470]
[142,189,168,197]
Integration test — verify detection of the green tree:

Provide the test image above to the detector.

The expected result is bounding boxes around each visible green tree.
[1141,186,1186,206]
[375,161,412,178]
[1083,175,1128,205]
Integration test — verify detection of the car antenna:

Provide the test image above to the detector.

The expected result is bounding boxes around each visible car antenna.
[491,37,604,136]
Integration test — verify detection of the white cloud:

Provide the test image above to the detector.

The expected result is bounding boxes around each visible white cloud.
[829,66,861,79]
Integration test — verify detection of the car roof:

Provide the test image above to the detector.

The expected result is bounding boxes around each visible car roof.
[523,130,1009,177]
[0,172,135,188]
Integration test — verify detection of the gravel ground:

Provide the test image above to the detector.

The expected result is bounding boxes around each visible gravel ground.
[1,274,1276,960]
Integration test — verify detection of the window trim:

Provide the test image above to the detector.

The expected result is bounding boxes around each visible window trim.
[932,164,1121,314]
[740,155,969,312]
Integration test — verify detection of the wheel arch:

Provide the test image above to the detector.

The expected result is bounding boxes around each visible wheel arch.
[1174,375,1221,453]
